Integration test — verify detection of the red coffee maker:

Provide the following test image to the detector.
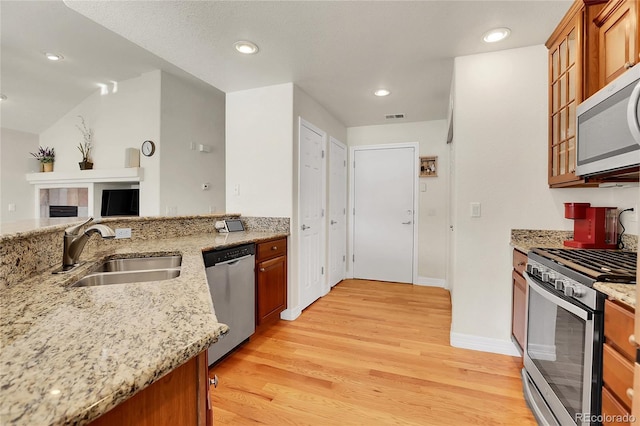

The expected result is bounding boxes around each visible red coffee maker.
[564,203,618,249]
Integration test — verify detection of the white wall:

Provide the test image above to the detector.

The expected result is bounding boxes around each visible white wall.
[225,83,294,216]
[347,121,449,285]
[451,45,639,353]
[0,128,39,223]
[40,70,162,215]
[159,72,226,215]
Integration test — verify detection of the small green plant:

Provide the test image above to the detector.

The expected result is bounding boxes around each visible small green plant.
[30,146,55,163]
[76,115,93,162]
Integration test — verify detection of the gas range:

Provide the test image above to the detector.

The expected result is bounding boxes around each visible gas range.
[526,248,636,311]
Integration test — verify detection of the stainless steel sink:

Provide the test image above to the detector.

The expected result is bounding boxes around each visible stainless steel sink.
[92,255,182,272]
[72,269,181,287]
[71,255,182,287]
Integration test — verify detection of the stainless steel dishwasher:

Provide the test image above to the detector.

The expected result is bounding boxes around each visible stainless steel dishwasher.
[203,243,255,366]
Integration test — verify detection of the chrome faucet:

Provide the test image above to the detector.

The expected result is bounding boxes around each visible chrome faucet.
[62,218,115,270]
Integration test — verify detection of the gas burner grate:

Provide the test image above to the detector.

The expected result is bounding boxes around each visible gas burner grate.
[531,248,637,283]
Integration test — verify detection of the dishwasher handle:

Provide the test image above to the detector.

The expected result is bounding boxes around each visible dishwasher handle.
[210,254,254,267]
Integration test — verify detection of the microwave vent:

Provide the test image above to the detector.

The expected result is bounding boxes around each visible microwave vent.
[385,113,405,120]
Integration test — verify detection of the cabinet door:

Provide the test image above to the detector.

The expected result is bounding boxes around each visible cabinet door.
[257,255,287,326]
[548,6,583,187]
[597,0,638,86]
[512,270,527,352]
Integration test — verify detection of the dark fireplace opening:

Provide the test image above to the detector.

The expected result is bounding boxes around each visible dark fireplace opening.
[50,205,78,218]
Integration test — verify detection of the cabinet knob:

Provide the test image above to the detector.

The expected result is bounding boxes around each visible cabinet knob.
[626,387,634,400]
[629,334,637,347]
[209,375,218,388]
[624,61,636,69]
[260,268,265,272]
[271,246,278,250]
[517,261,525,266]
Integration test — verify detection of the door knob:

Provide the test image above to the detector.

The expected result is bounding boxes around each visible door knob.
[301,224,311,230]
[402,221,412,225]
[209,375,218,388]
[331,220,338,225]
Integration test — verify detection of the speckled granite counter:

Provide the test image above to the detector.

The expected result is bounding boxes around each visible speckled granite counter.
[594,282,636,308]
[0,228,288,425]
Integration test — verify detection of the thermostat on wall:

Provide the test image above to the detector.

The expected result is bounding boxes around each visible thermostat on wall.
[224,219,244,232]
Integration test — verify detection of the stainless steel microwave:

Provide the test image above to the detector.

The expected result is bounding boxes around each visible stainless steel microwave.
[576,65,640,176]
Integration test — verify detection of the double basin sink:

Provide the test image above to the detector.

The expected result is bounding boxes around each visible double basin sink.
[72,255,182,287]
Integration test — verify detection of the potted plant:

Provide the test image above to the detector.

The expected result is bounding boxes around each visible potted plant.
[76,115,93,170]
[31,146,55,172]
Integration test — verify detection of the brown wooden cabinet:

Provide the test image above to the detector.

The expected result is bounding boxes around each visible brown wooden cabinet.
[595,0,639,86]
[602,299,635,424]
[256,237,287,329]
[511,249,528,355]
[545,0,638,187]
[547,2,584,187]
[89,350,212,426]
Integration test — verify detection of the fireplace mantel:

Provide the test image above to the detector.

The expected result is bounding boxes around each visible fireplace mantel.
[26,168,143,185]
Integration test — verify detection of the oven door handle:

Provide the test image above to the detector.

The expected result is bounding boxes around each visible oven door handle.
[525,273,591,321]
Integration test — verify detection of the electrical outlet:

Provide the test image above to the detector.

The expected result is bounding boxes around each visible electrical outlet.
[631,205,638,222]
[115,228,132,239]
[7,203,15,212]
[470,202,481,218]
[233,184,240,196]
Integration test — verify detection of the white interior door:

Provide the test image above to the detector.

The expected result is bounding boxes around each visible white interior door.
[299,120,326,310]
[329,137,347,287]
[353,146,415,283]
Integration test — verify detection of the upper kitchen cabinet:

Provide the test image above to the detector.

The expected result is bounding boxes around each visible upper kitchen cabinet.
[595,0,639,86]
[546,0,639,188]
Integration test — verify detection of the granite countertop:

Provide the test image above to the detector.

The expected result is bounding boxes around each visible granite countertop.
[0,230,288,425]
[594,283,636,308]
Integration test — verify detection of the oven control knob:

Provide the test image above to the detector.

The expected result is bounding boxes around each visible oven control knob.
[526,264,533,274]
[542,272,556,283]
[564,284,575,297]
[554,279,565,291]
[564,284,583,297]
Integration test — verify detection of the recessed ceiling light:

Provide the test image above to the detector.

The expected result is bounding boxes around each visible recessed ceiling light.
[234,41,259,55]
[0,94,6,101]
[483,28,511,43]
[45,53,64,61]
[374,89,391,97]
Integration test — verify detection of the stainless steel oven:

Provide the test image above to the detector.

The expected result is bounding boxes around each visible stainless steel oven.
[522,248,636,426]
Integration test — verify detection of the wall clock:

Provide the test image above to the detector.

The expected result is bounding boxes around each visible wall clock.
[141,140,156,157]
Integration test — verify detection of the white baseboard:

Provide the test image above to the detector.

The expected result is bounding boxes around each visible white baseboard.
[414,276,447,288]
[280,306,302,321]
[450,331,521,356]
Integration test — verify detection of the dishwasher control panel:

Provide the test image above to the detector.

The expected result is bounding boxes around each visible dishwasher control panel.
[203,243,255,267]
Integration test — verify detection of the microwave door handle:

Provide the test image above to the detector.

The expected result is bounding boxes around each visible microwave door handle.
[628,80,640,145]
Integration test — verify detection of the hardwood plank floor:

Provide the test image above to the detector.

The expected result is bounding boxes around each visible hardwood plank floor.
[209,279,535,425]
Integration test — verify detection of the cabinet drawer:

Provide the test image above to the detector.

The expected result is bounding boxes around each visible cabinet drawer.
[256,238,287,261]
[602,343,634,410]
[513,249,527,276]
[601,385,631,426]
[604,299,635,361]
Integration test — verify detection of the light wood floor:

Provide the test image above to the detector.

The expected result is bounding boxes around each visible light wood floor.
[209,279,535,425]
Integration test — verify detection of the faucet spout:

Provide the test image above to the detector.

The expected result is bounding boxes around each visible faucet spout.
[62,219,115,270]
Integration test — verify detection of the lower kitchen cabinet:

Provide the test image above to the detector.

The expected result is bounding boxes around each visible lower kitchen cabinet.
[512,249,528,356]
[256,237,288,329]
[602,299,635,425]
[89,350,212,426]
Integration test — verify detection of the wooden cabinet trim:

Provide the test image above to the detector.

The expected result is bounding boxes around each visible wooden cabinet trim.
[546,0,587,47]
[594,0,629,25]
[605,299,636,361]
[603,343,634,410]
[513,249,528,276]
[602,385,632,424]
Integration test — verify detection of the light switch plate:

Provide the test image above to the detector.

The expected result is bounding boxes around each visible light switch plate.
[470,202,481,218]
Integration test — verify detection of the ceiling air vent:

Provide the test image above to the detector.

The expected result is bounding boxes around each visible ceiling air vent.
[385,113,405,120]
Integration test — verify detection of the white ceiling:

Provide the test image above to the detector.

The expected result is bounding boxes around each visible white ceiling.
[2,1,572,134]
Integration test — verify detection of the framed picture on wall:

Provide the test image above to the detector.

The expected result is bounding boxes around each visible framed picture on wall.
[420,156,437,177]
